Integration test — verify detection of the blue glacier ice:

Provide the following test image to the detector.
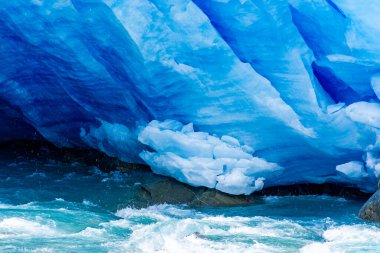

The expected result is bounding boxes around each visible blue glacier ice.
[0,0,380,194]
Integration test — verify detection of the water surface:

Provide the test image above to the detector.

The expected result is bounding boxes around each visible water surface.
[0,155,379,253]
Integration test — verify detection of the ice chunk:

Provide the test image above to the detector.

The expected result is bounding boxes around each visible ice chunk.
[149,120,183,132]
[221,135,240,147]
[336,161,367,179]
[346,102,380,128]
[140,151,223,188]
[139,120,281,195]
[138,122,214,159]
[213,144,252,160]
[181,123,194,134]
[365,152,380,178]
[216,168,265,195]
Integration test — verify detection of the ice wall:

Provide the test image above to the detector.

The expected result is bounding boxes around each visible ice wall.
[0,0,379,194]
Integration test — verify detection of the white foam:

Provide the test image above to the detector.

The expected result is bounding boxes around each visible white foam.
[300,225,380,253]
[0,217,57,238]
[120,216,279,253]
[300,243,336,253]
[0,202,36,210]
[75,227,106,237]
[100,219,131,229]
[116,204,197,220]
[82,199,97,207]
[114,205,311,253]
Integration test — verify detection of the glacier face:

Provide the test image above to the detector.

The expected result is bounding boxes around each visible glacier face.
[0,0,380,194]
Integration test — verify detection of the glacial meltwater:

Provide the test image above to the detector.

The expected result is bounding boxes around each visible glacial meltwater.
[1,154,379,253]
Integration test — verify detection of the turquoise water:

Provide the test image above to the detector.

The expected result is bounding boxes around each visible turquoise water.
[1,155,380,253]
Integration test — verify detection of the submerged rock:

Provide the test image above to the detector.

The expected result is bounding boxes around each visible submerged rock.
[359,189,380,222]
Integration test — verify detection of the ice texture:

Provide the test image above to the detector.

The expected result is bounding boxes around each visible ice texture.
[138,120,280,195]
[0,0,380,193]
[336,161,366,179]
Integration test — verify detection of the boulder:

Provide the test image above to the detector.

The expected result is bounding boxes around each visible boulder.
[137,178,258,207]
[359,189,380,222]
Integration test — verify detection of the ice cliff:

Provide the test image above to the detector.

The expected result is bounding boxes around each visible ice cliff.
[1,0,380,194]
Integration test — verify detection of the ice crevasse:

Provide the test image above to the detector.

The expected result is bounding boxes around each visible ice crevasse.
[0,0,380,194]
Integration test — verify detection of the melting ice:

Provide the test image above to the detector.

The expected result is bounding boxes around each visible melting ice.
[0,0,380,193]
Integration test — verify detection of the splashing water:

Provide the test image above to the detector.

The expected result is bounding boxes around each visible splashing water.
[0,155,379,253]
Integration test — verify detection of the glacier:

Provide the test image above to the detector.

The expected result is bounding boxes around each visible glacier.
[0,0,380,194]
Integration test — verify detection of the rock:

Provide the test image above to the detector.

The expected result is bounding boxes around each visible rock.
[138,178,258,207]
[359,189,380,222]
[190,189,258,207]
[253,183,371,200]
[0,140,150,173]
[138,179,198,205]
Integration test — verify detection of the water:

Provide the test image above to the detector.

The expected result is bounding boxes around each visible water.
[0,155,380,253]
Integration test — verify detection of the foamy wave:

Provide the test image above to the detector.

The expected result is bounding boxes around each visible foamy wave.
[300,224,380,253]
[75,227,106,237]
[113,205,310,253]
[0,202,36,210]
[120,217,280,253]
[300,243,337,253]
[0,217,57,238]
[115,204,194,221]
[100,219,131,229]
[82,199,97,207]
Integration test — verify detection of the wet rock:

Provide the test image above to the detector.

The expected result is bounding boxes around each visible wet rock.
[138,179,198,205]
[138,178,258,207]
[359,189,380,222]
[0,140,149,173]
[190,189,257,207]
[253,183,371,200]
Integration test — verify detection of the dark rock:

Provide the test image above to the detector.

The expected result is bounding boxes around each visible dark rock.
[359,189,380,222]
[0,140,149,173]
[138,179,198,205]
[253,183,371,200]
[138,178,258,207]
[190,189,258,207]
